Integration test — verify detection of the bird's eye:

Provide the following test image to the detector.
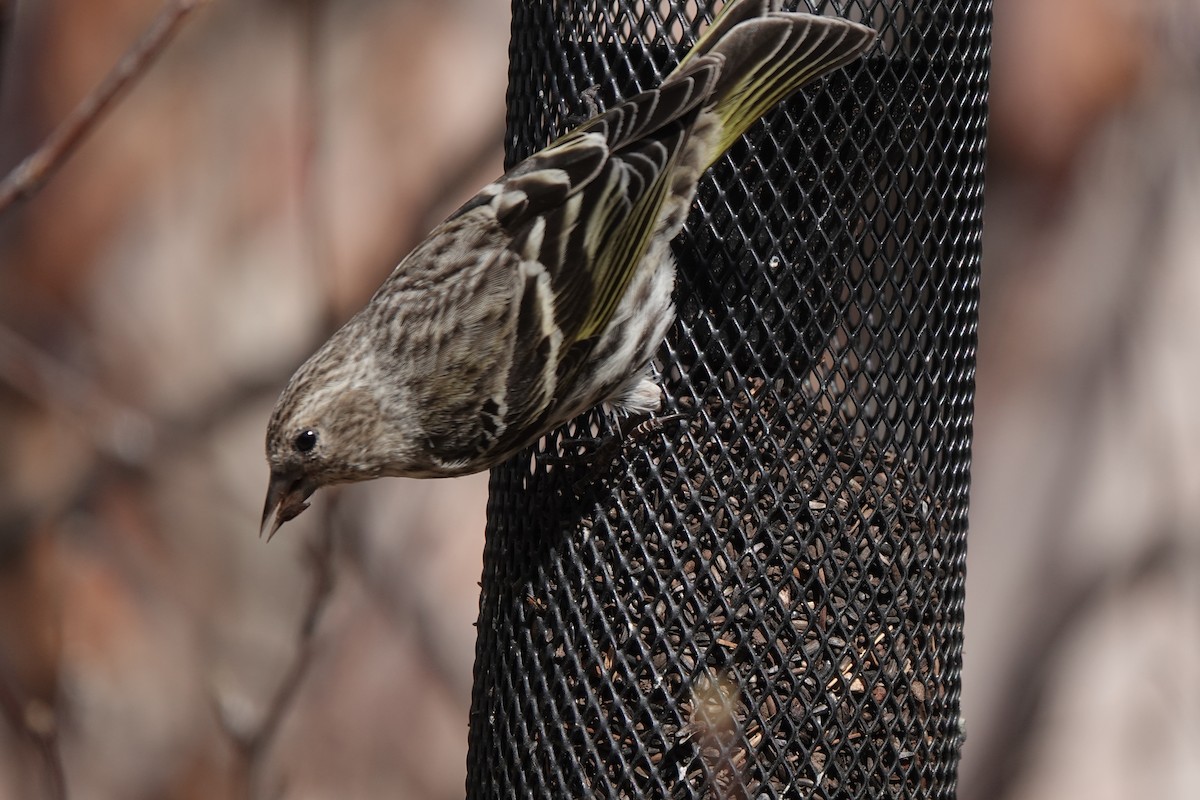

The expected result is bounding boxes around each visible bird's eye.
[294,429,319,453]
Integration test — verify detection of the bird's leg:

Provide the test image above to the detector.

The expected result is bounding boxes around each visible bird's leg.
[561,85,607,130]
[578,85,605,117]
[544,411,673,469]
[564,411,691,493]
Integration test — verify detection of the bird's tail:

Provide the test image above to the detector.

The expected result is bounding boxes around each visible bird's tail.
[673,0,876,169]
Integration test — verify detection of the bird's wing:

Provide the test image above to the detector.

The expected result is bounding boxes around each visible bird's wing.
[451,58,721,349]
[415,60,722,458]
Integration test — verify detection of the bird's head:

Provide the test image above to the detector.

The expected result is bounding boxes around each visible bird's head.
[261,346,404,539]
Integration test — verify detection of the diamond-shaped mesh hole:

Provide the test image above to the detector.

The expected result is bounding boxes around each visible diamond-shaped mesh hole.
[472,1,987,798]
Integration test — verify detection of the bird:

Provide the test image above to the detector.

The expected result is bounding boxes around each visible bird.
[262,0,874,538]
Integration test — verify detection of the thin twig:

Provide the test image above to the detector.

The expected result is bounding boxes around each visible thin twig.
[964,115,1186,800]
[0,0,13,107]
[0,655,65,800]
[251,522,336,754]
[0,0,207,215]
[226,517,337,799]
[0,323,157,469]
[410,116,506,249]
[341,519,474,700]
[296,0,338,335]
[961,534,1184,800]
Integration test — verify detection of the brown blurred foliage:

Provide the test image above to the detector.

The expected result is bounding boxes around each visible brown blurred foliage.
[965,0,1200,798]
[1,0,505,797]
[0,0,1196,798]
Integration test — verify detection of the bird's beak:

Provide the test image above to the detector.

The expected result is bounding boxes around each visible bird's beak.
[260,470,316,541]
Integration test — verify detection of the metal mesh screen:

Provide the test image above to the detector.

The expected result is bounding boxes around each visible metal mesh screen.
[468,1,989,797]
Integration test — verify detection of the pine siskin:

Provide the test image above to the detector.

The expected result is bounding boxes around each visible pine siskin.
[262,0,874,537]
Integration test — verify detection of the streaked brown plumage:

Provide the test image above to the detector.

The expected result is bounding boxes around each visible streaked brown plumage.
[262,0,874,537]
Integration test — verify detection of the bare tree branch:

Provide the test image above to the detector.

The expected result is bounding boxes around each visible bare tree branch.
[0,323,157,470]
[0,655,64,800]
[222,513,337,800]
[341,520,474,701]
[961,533,1186,800]
[296,0,339,336]
[0,0,13,106]
[410,115,506,246]
[0,0,208,215]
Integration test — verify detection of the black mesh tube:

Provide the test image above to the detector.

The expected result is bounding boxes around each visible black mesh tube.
[468,1,989,797]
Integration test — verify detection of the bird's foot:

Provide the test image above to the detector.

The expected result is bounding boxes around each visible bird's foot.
[563,411,689,493]
[562,85,607,130]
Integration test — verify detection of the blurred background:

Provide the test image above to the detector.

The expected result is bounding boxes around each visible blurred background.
[0,0,1195,798]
